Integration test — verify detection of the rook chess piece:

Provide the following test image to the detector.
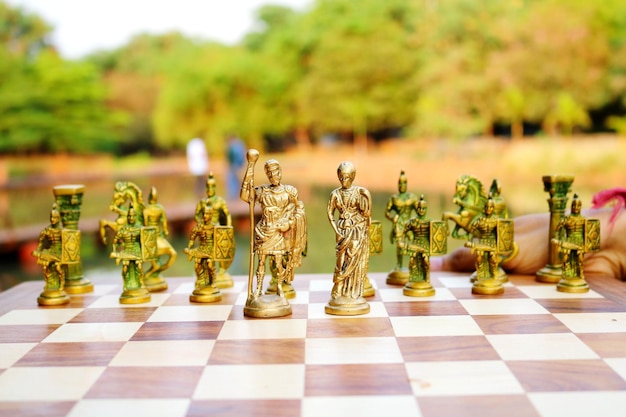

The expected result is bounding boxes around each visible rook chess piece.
[326,161,371,316]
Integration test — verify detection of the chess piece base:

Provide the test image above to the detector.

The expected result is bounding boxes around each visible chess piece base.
[472,278,505,295]
[244,294,292,318]
[37,290,70,306]
[144,276,168,292]
[325,296,370,316]
[403,281,435,297]
[119,288,151,304]
[190,286,222,303]
[557,278,589,293]
[265,282,296,299]
[363,276,376,297]
[386,269,409,286]
[215,270,234,289]
[64,278,94,294]
[536,265,562,283]
[471,267,508,283]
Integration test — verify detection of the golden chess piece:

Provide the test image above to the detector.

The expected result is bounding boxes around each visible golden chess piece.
[464,195,515,295]
[402,195,448,297]
[195,173,235,289]
[32,204,71,306]
[110,204,152,304]
[385,170,420,285]
[143,186,175,292]
[240,150,306,318]
[553,193,599,293]
[184,206,232,303]
[326,161,371,316]
[53,184,93,294]
[363,220,383,297]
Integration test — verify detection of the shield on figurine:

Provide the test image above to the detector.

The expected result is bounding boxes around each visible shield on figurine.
[496,219,515,255]
[61,229,81,264]
[369,220,383,255]
[429,221,448,256]
[141,226,158,262]
[214,226,235,268]
[585,218,601,252]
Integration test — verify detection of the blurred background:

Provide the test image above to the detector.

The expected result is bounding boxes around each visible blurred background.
[1,0,625,291]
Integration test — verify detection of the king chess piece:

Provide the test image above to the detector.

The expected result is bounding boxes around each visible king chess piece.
[326,161,371,316]
[53,184,93,294]
[240,150,306,318]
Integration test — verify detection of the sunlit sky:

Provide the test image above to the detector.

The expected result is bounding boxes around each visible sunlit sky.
[5,0,312,59]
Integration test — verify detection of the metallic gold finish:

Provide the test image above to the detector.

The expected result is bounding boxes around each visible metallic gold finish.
[536,175,575,283]
[32,204,71,306]
[465,197,514,295]
[385,171,419,285]
[240,150,305,318]
[110,204,151,304]
[400,195,448,297]
[184,207,229,303]
[195,173,235,289]
[362,220,383,297]
[53,184,93,294]
[553,194,598,293]
[100,181,175,292]
[326,161,371,316]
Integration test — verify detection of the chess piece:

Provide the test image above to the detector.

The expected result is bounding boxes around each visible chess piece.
[553,194,600,293]
[194,173,235,288]
[31,204,71,305]
[536,175,575,283]
[401,195,448,297]
[363,220,383,297]
[240,150,305,318]
[464,196,515,295]
[184,206,233,303]
[384,170,420,285]
[53,184,92,294]
[265,200,307,299]
[326,161,371,316]
[110,204,153,304]
[142,186,176,291]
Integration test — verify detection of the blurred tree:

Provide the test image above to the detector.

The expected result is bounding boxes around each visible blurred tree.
[0,1,51,57]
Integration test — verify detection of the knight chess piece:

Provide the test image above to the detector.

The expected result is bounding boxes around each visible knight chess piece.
[194,173,236,289]
[240,150,306,318]
[384,170,420,285]
[401,195,448,297]
[184,206,234,303]
[52,184,92,294]
[536,174,575,283]
[109,204,153,304]
[31,204,72,305]
[553,193,599,293]
[326,161,371,316]
[464,195,515,295]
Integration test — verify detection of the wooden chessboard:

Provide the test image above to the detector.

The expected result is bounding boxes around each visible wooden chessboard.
[1,271,626,417]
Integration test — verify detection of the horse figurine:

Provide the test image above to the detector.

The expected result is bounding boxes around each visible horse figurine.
[99,181,145,244]
[442,175,490,239]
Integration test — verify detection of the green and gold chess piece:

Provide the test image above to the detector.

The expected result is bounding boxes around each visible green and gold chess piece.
[110,204,152,304]
[552,193,599,293]
[536,175,575,283]
[53,184,92,294]
[384,170,420,285]
[401,195,448,297]
[326,161,371,316]
[143,186,176,292]
[32,204,72,306]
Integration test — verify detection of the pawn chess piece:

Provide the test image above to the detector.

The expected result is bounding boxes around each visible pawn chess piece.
[384,170,420,285]
[32,204,72,306]
[110,204,152,304]
[326,161,371,316]
[553,194,600,293]
[240,150,305,318]
[402,195,448,297]
[363,220,384,297]
[184,206,230,303]
[195,173,235,289]
[143,186,176,292]
[465,196,515,295]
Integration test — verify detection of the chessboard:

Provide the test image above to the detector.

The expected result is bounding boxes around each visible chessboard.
[1,271,626,417]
